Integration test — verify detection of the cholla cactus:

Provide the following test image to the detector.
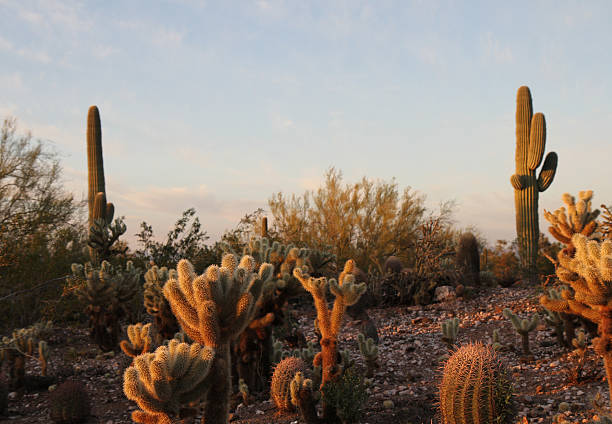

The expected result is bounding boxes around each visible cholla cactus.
[492,329,502,351]
[163,255,273,423]
[143,266,179,341]
[540,234,612,407]
[290,372,320,424]
[88,192,127,264]
[543,191,599,253]
[38,341,48,377]
[601,204,612,241]
[503,308,539,356]
[123,340,214,424]
[120,323,154,358]
[293,260,366,390]
[441,317,460,350]
[543,306,566,347]
[357,333,378,378]
[73,260,141,352]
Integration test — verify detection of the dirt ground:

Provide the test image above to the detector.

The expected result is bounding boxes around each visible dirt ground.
[1,283,608,424]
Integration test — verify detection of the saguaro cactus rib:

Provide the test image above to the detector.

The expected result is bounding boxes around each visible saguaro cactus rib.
[511,86,558,279]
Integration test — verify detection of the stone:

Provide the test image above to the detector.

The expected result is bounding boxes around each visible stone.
[434,286,456,303]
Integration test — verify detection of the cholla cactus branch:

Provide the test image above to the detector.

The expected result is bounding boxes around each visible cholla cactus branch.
[543,191,599,253]
[540,233,612,408]
[290,372,320,424]
[293,260,366,390]
[121,323,154,358]
[123,340,214,423]
[162,255,273,423]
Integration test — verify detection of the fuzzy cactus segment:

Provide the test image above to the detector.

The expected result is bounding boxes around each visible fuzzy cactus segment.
[293,260,366,390]
[540,234,612,408]
[502,308,539,356]
[120,323,153,358]
[543,191,599,252]
[123,340,214,423]
[162,255,273,424]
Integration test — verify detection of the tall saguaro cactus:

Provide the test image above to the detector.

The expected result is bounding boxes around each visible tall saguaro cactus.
[510,86,558,279]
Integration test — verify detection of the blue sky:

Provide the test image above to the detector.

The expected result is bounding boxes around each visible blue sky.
[1,0,611,247]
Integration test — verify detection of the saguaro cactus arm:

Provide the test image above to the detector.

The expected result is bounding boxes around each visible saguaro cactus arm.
[511,86,558,277]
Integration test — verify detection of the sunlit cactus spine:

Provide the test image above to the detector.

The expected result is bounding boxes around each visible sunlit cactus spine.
[543,191,599,256]
[123,340,214,424]
[503,308,539,356]
[441,317,460,350]
[120,323,154,358]
[143,265,179,341]
[162,254,273,423]
[539,234,612,408]
[439,343,514,424]
[293,259,366,422]
[510,86,558,279]
[357,333,378,378]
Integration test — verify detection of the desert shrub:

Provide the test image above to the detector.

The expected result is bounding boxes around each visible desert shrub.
[0,118,87,331]
[321,369,368,424]
[134,207,219,271]
[269,167,427,273]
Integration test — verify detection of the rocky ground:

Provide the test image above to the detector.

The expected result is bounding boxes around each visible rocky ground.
[1,283,609,424]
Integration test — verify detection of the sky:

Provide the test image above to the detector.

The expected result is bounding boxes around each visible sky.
[1,0,611,248]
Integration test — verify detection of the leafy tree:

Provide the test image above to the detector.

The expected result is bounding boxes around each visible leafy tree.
[268,167,427,272]
[134,208,215,270]
[0,118,86,330]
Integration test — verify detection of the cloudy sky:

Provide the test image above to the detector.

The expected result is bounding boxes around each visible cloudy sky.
[1,0,611,247]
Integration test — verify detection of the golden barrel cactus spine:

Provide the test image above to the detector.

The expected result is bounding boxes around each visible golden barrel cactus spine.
[510,86,558,279]
[439,343,514,424]
[271,356,307,411]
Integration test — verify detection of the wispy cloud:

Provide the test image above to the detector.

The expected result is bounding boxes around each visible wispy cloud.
[482,32,513,64]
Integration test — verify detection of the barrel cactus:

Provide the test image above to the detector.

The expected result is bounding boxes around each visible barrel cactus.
[271,356,308,411]
[49,380,91,423]
[439,343,514,424]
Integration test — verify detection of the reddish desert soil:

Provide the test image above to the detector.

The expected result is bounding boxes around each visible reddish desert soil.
[1,284,608,424]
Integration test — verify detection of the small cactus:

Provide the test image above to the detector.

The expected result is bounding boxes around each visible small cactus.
[357,333,378,378]
[238,378,250,406]
[271,357,307,412]
[120,323,153,358]
[439,342,515,424]
[503,308,539,356]
[38,340,49,377]
[123,340,214,423]
[49,380,91,424]
[492,329,502,351]
[441,317,460,350]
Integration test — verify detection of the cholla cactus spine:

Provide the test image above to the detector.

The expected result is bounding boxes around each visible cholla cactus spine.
[503,308,539,356]
[441,317,460,350]
[123,340,214,423]
[540,234,612,407]
[162,255,273,423]
[120,323,153,358]
[293,259,366,389]
[543,191,599,251]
